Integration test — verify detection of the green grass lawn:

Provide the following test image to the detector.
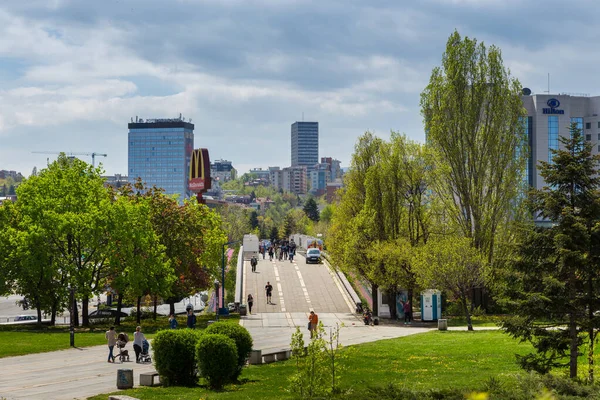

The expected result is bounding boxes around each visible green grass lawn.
[0,314,239,358]
[89,330,536,400]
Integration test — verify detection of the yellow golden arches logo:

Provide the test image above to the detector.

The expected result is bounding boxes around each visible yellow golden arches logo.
[189,148,211,192]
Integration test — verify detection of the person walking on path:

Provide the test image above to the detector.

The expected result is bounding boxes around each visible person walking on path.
[187,309,197,329]
[251,256,258,272]
[105,326,117,363]
[268,246,274,261]
[265,282,273,304]
[308,311,319,339]
[403,300,412,324]
[247,293,254,314]
[133,326,147,363]
[169,314,178,329]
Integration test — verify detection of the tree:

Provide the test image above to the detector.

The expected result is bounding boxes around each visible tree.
[414,236,486,331]
[501,123,600,380]
[303,197,320,222]
[105,187,174,324]
[329,133,384,314]
[420,30,527,264]
[15,154,113,326]
[249,210,259,230]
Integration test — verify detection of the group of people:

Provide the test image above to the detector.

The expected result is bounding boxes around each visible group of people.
[105,325,147,364]
[260,239,297,262]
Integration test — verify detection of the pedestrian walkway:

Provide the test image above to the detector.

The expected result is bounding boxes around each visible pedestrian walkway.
[243,251,354,314]
[0,343,156,400]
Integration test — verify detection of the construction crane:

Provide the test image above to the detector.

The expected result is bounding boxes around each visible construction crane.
[32,151,108,167]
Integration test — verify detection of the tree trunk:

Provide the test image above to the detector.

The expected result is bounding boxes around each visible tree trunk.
[371,283,378,317]
[136,296,142,325]
[115,294,123,326]
[81,295,89,327]
[35,298,42,326]
[50,300,57,326]
[153,296,158,320]
[169,299,175,317]
[461,296,473,331]
[569,315,578,379]
[389,287,397,320]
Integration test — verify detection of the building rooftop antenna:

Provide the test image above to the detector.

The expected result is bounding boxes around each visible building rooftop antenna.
[544,73,550,94]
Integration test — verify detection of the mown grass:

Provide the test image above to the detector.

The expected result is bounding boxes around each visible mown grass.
[0,313,239,358]
[89,330,537,400]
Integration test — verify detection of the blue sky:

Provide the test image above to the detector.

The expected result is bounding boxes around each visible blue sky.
[0,0,598,176]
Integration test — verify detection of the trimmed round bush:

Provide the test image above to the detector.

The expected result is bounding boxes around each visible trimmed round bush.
[196,333,238,389]
[205,321,253,379]
[152,329,204,386]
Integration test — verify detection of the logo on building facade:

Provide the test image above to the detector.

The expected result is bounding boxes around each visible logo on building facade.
[543,98,564,114]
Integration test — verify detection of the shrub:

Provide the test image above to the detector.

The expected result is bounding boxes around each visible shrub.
[152,329,204,386]
[205,321,253,379]
[196,333,238,389]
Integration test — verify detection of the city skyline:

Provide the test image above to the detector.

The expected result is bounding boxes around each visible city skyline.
[0,1,598,177]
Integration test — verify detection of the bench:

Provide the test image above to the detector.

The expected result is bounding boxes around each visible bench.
[248,349,291,364]
[139,371,160,386]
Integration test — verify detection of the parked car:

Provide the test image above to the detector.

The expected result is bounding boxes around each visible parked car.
[306,248,322,264]
[88,309,128,319]
[14,315,37,322]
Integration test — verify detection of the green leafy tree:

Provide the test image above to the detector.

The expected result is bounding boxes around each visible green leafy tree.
[329,132,383,314]
[106,188,174,324]
[303,197,320,222]
[420,30,527,264]
[414,235,486,331]
[15,154,112,326]
[249,210,259,229]
[501,123,600,380]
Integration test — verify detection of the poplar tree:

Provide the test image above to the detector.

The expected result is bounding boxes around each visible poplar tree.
[420,30,527,263]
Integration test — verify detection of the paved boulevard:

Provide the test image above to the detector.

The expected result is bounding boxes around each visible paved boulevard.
[0,252,437,399]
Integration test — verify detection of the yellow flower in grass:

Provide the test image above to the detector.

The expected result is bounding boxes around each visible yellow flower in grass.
[466,392,488,400]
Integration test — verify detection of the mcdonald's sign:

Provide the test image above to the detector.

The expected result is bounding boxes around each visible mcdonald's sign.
[189,148,211,193]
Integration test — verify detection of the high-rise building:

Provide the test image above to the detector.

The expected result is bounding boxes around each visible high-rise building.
[211,159,235,183]
[283,166,307,195]
[291,121,319,168]
[128,116,194,200]
[522,93,600,190]
[522,93,600,223]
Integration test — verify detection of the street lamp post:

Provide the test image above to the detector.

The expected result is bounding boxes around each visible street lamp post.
[213,279,220,321]
[69,285,75,347]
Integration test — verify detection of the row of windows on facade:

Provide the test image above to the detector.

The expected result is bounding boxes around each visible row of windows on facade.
[585,121,600,130]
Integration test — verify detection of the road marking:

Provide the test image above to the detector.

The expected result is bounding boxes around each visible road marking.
[294,263,313,311]
[273,265,285,312]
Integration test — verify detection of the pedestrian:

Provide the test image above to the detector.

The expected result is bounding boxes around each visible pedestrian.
[247,293,254,314]
[133,326,146,363]
[168,314,178,329]
[308,311,319,339]
[105,326,117,363]
[187,309,197,329]
[268,246,274,261]
[289,248,294,262]
[265,281,273,304]
[251,256,257,272]
[403,300,412,324]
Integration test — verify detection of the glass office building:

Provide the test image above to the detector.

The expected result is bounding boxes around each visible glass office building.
[128,118,194,200]
[291,121,319,168]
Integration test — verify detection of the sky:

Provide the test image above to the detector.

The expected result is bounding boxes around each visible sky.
[0,0,598,177]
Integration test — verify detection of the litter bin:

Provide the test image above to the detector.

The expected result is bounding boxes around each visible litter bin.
[239,304,247,316]
[117,368,133,389]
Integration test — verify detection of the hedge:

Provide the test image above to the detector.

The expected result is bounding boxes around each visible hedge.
[152,329,204,386]
[205,321,253,379]
[196,333,238,389]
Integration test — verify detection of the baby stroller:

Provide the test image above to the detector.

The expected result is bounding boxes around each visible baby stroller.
[139,339,152,363]
[117,332,130,363]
